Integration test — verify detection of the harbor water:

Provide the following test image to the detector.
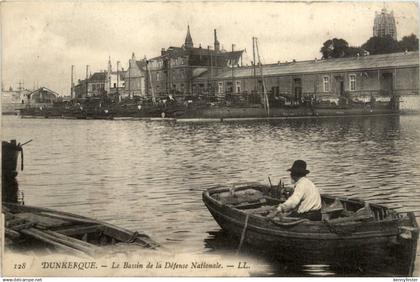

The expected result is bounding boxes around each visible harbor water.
[2,114,420,276]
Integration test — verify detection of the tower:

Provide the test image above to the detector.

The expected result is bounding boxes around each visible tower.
[184,25,193,48]
[214,29,220,52]
[373,8,397,40]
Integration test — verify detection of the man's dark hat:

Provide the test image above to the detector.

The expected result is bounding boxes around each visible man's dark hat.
[287,160,310,175]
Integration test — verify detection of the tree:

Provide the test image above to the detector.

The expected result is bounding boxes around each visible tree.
[399,34,419,51]
[361,35,402,55]
[345,46,366,57]
[320,38,349,59]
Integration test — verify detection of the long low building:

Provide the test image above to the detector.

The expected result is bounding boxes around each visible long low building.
[195,51,419,103]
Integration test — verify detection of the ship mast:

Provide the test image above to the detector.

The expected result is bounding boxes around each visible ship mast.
[145,58,156,105]
[71,65,74,98]
[255,38,269,116]
[252,37,257,94]
[231,44,235,94]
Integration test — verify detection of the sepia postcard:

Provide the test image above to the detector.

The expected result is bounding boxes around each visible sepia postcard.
[1,0,420,279]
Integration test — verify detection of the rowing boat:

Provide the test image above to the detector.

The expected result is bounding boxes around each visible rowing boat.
[3,202,160,257]
[202,183,419,275]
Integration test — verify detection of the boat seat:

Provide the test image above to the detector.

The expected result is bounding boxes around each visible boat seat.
[322,199,344,220]
[324,203,375,224]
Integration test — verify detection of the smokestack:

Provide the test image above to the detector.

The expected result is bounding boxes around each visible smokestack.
[214,29,220,52]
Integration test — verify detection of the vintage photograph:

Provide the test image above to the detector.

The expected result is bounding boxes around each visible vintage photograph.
[1,0,420,278]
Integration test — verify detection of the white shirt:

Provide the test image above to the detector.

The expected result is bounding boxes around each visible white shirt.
[279,177,321,213]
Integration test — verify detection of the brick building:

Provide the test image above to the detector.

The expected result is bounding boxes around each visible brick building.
[146,26,244,98]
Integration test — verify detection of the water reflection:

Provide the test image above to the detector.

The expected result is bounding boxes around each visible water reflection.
[2,114,420,276]
[204,229,415,277]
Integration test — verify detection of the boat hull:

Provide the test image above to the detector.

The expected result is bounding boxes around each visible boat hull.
[202,185,418,275]
[3,202,159,257]
[204,194,397,251]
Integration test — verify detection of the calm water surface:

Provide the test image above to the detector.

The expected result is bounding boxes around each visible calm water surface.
[2,115,420,276]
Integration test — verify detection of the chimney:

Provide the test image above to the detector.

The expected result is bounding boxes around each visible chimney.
[214,29,220,52]
[161,48,165,55]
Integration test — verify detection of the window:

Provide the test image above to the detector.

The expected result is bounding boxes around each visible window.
[323,76,330,92]
[218,82,224,94]
[236,81,241,93]
[156,72,161,81]
[349,74,356,91]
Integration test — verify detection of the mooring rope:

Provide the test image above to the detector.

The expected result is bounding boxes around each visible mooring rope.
[236,214,250,255]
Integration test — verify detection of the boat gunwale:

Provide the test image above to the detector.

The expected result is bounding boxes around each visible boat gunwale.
[202,185,410,240]
[2,202,149,238]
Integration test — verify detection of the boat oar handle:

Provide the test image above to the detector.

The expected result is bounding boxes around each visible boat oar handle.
[268,177,273,189]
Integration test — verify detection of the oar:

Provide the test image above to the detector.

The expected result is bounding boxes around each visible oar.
[236,214,250,255]
[268,176,273,188]
[268,176,274,197]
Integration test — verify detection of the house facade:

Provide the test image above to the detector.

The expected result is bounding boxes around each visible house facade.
[88,72,107,96]
[74,69,126,99]
[209,51,419,104]
[26,87,59,107]
[146,26,244,98]
[1,88,31,114]
[124,53,146,98]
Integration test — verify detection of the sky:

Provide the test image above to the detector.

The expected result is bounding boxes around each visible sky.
[1,1,419,96]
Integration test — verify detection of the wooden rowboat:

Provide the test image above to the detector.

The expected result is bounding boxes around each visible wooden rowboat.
[202,183,419,276]
[3,202,159,257]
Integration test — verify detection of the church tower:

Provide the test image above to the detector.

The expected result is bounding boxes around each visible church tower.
[373,8,397,40]
[184,25,193,48]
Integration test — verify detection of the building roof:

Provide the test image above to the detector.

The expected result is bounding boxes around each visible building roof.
[215,51,419,79]
[28,87,60,97]
[135,60,147,70]
[90,72,107,81]
[150,46,244,60]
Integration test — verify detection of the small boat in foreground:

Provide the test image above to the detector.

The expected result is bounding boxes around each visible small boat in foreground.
[3,202,160,257]
[202,183,419,276]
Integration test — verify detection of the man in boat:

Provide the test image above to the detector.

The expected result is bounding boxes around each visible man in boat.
[273,160,322,221]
